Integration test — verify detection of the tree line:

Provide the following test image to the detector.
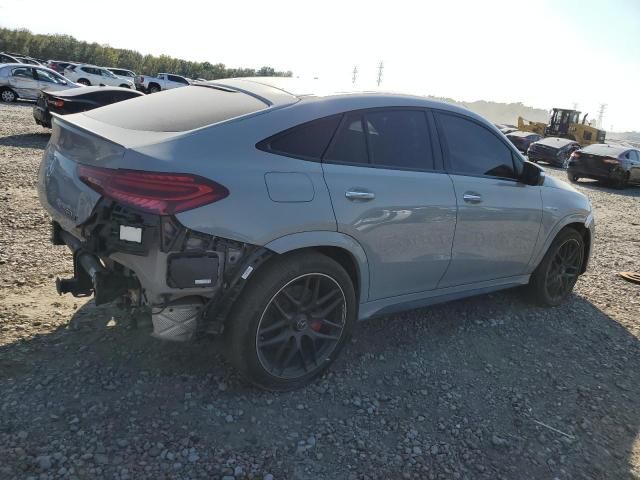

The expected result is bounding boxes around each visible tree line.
[0,28,292,80]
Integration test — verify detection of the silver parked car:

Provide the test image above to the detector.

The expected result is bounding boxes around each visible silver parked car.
[37,78,595,390]
[0,63,78,102]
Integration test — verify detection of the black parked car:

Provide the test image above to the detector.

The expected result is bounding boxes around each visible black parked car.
[34,86,143,128]
[527,137,581,167]
[567,144,640,188]
[506,131,543,153]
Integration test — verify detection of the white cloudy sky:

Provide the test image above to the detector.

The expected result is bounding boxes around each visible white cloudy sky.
[1,0,639,131]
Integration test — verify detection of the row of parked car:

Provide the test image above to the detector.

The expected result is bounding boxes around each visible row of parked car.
[499,127,640,188]
[1,51,194,94]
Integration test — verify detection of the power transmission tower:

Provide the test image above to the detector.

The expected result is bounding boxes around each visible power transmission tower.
[597,104,607,129]
[376,61,384,87]
[352,65,358,86]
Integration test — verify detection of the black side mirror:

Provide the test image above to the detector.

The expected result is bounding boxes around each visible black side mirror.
[521,160,545,186]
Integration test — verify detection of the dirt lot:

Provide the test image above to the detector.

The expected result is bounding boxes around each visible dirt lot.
[1,102,639,480]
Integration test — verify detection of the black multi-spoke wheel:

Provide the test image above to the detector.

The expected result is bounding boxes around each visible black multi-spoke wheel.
[527,228,585,306]
[256,273,346,379]
[543,238,583,303]
[224,252,356,390]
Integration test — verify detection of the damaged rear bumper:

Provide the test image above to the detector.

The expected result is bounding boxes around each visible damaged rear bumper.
[51,199,272,341]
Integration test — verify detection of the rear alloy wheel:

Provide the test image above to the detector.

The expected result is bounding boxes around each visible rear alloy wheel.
[568,174,579,183]
[225,252,356,390]
[527,228,584,306]
[148,85,160,94]
[1,88,17,103]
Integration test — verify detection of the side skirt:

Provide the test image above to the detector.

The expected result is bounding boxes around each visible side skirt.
[358,275,530,320]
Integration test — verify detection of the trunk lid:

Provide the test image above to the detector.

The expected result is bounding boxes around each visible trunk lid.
[578,152,616,176]
[37,115,178,237]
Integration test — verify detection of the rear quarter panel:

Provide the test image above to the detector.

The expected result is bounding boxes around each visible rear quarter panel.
[122,106,339,246]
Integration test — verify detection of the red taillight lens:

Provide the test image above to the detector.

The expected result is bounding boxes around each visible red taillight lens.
[48,98,64,108]
[570,151,580,160]
[77,165,229,215]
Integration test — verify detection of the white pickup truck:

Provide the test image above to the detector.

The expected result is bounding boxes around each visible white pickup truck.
[136,73,191,93]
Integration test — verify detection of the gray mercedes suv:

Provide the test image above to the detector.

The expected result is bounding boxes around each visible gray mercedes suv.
[37,77,594,390]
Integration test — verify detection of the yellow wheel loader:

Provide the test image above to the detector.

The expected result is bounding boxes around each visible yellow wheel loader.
[517,108,606,146]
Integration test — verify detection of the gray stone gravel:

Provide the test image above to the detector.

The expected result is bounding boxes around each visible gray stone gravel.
[1,102,639,479]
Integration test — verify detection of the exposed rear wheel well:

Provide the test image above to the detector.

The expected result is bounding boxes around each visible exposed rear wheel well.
[273,246,361,301]
[561,222,591,273]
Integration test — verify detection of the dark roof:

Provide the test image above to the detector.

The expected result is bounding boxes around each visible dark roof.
[580,144,629,156]
[51,86,143,98]
[533,137,578,148]
[507,131,539,138]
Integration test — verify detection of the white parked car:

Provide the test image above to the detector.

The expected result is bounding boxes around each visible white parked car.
[63,64,135,89]
[0,63,78,102]
[136,73,191,93]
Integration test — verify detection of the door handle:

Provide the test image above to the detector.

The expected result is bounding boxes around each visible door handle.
[463,192,482,203]
[345,190,375,201]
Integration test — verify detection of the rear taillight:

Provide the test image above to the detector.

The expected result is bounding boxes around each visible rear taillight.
[77,165,229,215]
[48,98,64,108]
[570,151,581,160]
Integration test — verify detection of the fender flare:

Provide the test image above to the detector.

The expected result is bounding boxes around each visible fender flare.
[528,212,594,271]
[264,231,370,302]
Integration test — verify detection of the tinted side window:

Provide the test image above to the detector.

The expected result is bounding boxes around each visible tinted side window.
[365,110,433,169]
[11,67,33,79]
[324,113,368,164]
[263,115,341,160]
[437,113,516,179]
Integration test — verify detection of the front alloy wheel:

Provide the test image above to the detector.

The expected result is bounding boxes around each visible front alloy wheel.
[1,89,17,102]
[527,228,585,306]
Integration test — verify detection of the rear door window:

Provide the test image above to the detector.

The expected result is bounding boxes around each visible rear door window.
[12,67,34,79]
[260,115,341,160]
[365,110,433,170]
[324,113,369,165]
[437,112,517,179]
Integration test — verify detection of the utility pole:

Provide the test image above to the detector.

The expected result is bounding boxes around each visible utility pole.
[352,65,358,86]
[376,61,384,87]
[597,104,607,129]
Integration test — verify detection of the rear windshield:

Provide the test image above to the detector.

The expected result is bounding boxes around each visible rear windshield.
[84,85,268,132]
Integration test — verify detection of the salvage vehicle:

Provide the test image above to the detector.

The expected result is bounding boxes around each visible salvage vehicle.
[137,72,191,93]
[0,63,78,102]
[506,131,542,153]
[34,86,143,128]
[567,144,640,188]
[527,137,581,167]
[38,78,594,390]
[63,64,135,88]
[47,60,77,74]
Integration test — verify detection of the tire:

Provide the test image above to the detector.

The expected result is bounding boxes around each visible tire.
[527,228,585,306]
[224,251,357,391]
[148,84,160,94]
[568,174,579,183]
[77,78,91,86]
[1,88,17,103]
[611,171,629,189]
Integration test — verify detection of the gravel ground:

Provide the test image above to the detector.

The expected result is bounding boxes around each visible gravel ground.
[1,102,639,480]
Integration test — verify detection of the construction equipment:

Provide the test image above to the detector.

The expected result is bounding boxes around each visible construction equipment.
[517,108,606,146]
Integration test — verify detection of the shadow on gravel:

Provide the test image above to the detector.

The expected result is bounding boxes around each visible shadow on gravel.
[0,132,50,149]
[1,290,639,478]
[575,179,640,197]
